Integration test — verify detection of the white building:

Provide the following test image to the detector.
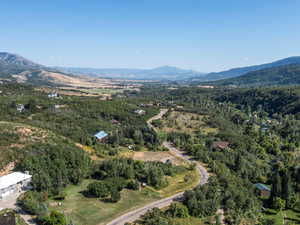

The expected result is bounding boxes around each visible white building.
[48,93,59,98]
[0,172,32,199]
[134,109,146,115]
[16,104,25,112]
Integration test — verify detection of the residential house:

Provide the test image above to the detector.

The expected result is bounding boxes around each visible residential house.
[254,183,271,197]
[16,104,25,112]
[111,119,120,125]
[0,172,32,199]
[134,109,146,115]
[48,93,59,98]
[94,131,108,142]
[212,141,230,150]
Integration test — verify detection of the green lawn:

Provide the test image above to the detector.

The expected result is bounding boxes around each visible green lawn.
[158,170,199,197]
[50,180,161,225]
[49,168,199,225]
[169,217,205,225]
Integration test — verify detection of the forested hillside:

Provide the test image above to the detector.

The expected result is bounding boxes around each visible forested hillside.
[190,56,300,82]
[215,87,300,116]
[131,86,300,225]
[2,82,300,225]
[206,64,300,87]
[0,83,174,224]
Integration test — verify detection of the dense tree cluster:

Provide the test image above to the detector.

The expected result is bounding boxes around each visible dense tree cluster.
[135,86,300,223]
[0,84,160,157]
[17,143,91,195]
[95,158,183,187]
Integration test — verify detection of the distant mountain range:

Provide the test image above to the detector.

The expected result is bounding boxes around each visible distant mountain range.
[205,63,300,87]
[0,52,116,87]
[191,56,300,82]
[55,65,205,81]
[1,52,300,87]
[0,52,43,68]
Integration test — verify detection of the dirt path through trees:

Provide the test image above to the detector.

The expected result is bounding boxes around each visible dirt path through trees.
[106,109,209,225]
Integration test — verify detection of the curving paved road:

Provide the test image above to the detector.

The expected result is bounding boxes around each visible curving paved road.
[163,142,209,186]
[106,109,209,225]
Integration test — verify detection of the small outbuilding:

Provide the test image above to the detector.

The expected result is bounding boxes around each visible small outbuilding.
[48,93,59,98]
[212,141,230,150]
[16,104,25,112]
[134,109,146,115]
[94,131,108,142]
[254,183,271,197]
[111,119,120,125]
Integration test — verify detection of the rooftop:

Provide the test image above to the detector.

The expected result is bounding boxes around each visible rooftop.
[94,131,108,140]
[213,141,230,149]
[0,172,32,190]
[254,183,270,191]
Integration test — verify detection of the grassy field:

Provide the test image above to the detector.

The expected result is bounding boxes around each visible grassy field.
[158,169,199,197]
[50,180,160,225]
[160,111,218,135]
[169,217,205,225]
[50,168,199,225]
[262,208,300,224]
[79,88,126,95]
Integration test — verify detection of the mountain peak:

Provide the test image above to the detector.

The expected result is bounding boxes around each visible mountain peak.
[150,65,195,74]
[154,65,180,69]
[0,52,42,68]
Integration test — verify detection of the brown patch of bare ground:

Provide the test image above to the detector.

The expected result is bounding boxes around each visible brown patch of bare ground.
[132,151,184,165]
[0,162,15,176]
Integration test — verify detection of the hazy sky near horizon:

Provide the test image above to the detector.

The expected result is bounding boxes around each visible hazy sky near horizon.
[1,0,300,72]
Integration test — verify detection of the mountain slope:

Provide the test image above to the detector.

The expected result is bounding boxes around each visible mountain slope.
[0,52,118,87]
[0,52,42,68]
[191,56,300,82]
[207,64,300,87]
[56,65,205,81]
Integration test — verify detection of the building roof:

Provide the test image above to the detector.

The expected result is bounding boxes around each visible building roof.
[134,109,145,114]
[212,141,230,149]
[94,131,108,140]
[111,119,120,124]
[254,183,270,191]
[0,172,32,190]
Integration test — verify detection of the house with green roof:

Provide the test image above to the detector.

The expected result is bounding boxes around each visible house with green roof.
[254,183,271,197]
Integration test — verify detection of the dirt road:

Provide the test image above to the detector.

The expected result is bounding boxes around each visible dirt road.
[146,108,168,130]
[106,109,209,225]
[107,142,209,225]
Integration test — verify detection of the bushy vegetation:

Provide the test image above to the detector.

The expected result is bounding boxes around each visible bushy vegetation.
[134,86,300,224]
[2,83,300,224]
[86,157,185,202]
[17,143,91,195]
[0,84,159,151]
[207,63,300,87]
[132,203,190,225]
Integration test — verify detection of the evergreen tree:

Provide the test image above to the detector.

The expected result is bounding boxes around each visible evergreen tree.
[282,170,293,208]
[270,171,282,201]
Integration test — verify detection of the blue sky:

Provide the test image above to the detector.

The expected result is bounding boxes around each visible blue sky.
[1,0,300,72]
